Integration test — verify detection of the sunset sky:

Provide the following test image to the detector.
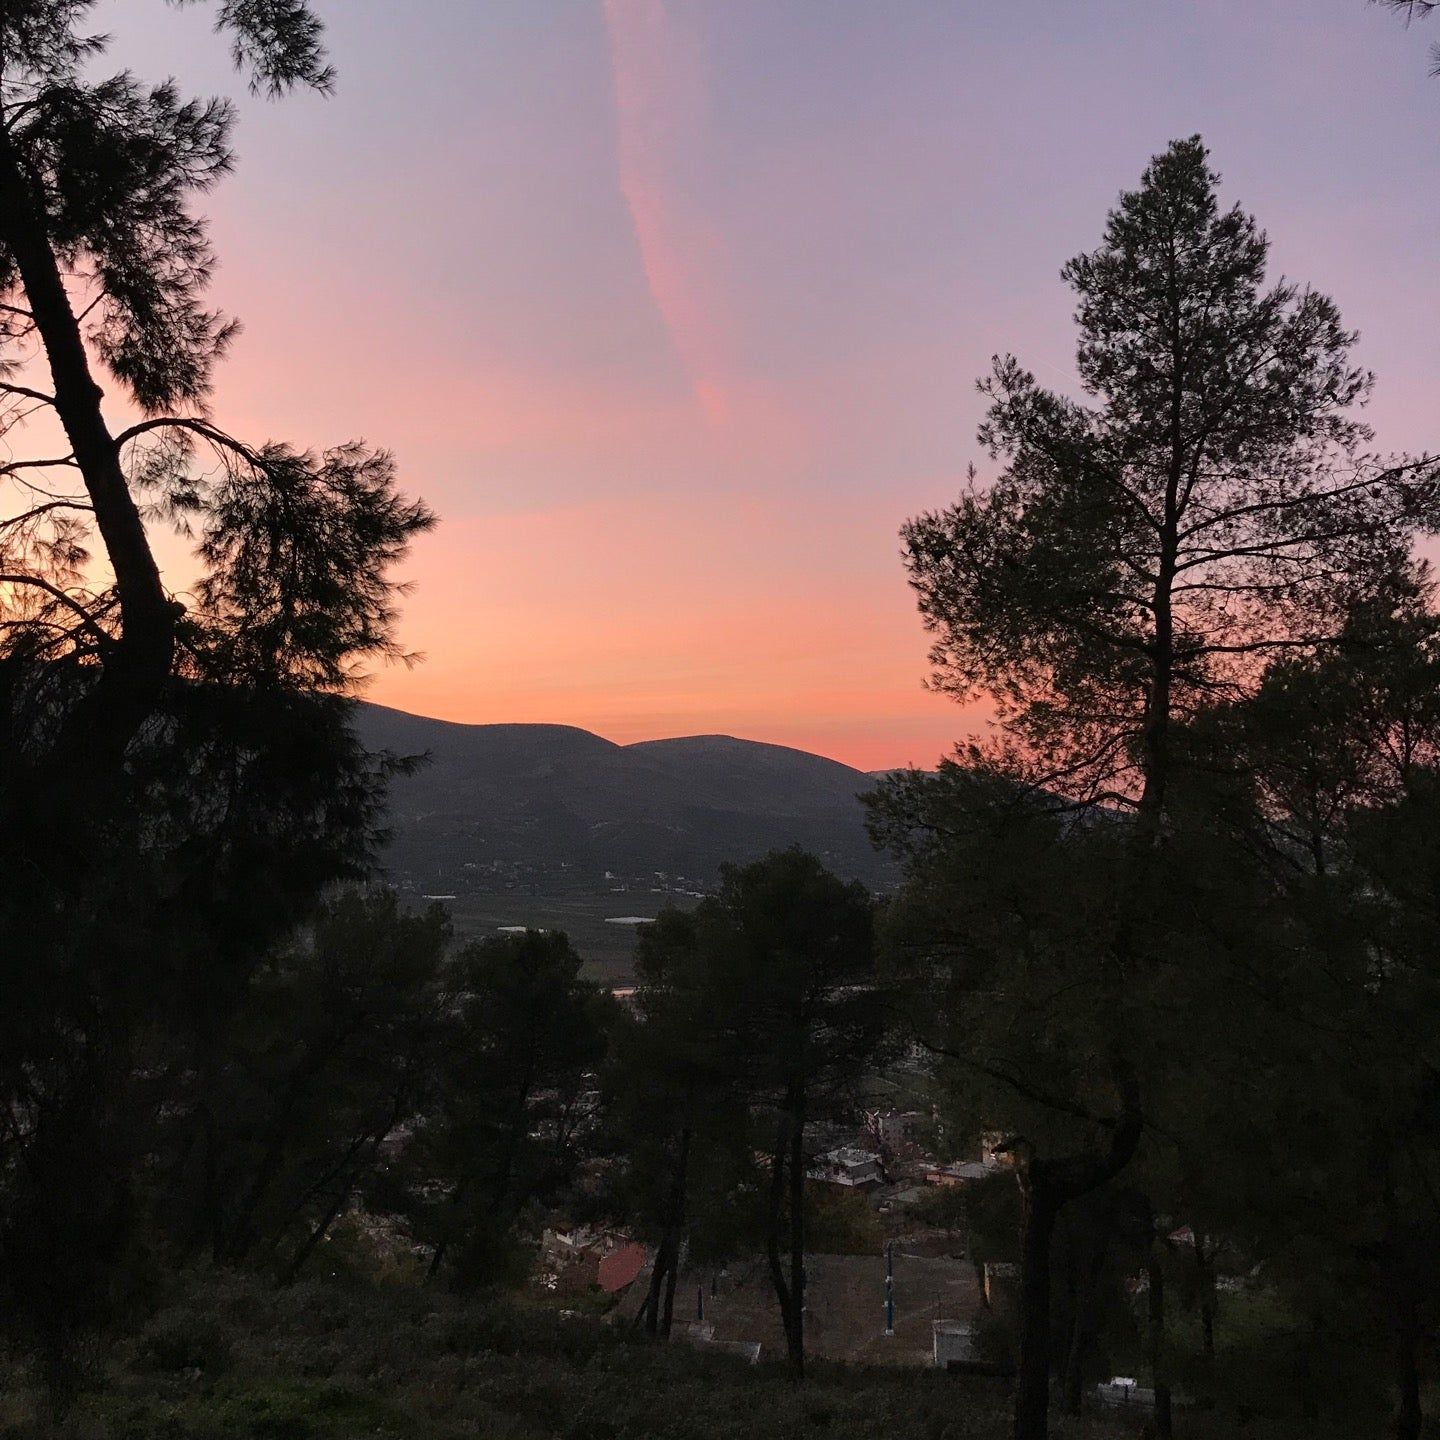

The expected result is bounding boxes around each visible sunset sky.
[101,0,1440,770]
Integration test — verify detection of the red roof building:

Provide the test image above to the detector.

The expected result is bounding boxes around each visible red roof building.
[597,1241,648,1294]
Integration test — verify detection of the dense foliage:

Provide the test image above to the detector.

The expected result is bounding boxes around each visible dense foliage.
[0,0,431,1392]
[601,851,881,1373]
[879,137,1440,1440]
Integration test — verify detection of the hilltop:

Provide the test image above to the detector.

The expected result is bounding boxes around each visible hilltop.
[353,703,894,893]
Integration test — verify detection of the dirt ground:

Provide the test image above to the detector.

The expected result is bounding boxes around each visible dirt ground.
[660,1249,985,1367]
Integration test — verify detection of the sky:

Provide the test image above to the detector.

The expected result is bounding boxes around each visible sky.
[91,0,1440,770]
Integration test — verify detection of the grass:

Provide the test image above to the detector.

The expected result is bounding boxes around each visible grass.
[0,1272,1137,1440]
[6,1269,1410,1439]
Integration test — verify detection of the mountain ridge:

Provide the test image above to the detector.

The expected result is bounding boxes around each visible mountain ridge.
[353,702,892,887]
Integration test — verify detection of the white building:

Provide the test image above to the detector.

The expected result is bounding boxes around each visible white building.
[809,1146,883,1189]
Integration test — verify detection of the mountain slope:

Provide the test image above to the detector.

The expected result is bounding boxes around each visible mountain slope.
[353,703,890,886]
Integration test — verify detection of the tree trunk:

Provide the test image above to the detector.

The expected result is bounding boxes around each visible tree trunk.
[1010,1067,1141,1440]
[1056,1209,1079,1410]
[0,126,175,763]
[639,1249,665,1334]
[1393,1286,1422,1440]
[640,1220,683,1338]
[428,1057,537,1284]
[765,1099,805,1379]
[787,1084,806,1377]
[664,1125,691,1337]
[1378,1145,1423,1440]
[1147,1221,1173,1440]
[425,1174,470,1283]
[640,1122,692,1337]
[222,1044,333,1262]
[765,1116,792,1336]
[636,1235,672,1334]
[489,1058,538,1211]
[1193,1231,1216,1362]
[1014,1176,1058,1440]
[283,1174,357,1283]
[1059,1313,1085,1418]
[1192,1228,1216,1409]
[1060,1203,1112,1416]
[661,1239,681,1338]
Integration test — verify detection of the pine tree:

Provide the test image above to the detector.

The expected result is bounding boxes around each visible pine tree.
[0,4,432,1385]
[895,136,1435,1440]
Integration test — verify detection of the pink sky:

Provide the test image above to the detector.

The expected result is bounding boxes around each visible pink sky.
[96,0,1440,770]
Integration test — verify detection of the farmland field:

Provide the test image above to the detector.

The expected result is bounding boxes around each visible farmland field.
[414,886,705,987]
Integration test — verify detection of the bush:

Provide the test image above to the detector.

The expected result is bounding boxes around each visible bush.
[912,1185,970,1235]
[805,1188,884,1256]
[134,1310,232,1375]
[21,1270,1119,1440]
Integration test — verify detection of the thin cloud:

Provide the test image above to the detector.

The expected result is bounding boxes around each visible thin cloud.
[604,0,734,426]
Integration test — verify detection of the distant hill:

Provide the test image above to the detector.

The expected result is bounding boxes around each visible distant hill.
[352,703,892,887]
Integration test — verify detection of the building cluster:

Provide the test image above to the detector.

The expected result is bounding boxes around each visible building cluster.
[802,1108,1012,1208]
[525,1105,1023,1369]
[538,1225,648,1296]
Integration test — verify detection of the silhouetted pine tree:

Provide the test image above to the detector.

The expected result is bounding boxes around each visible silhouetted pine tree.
[0,2,431,1391]
[894,135,1435,1440]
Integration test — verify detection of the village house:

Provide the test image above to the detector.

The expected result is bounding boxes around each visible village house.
[540,1226,648,1295]
[923,1159,996,1188]
[808,1146,884,1190]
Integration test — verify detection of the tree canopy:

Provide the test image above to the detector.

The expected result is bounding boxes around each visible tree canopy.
[904,136,1431,828]
[0,1,433,1383]
[887,135,1438,1440]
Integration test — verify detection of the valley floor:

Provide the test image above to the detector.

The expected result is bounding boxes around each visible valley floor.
[418,886,705,986]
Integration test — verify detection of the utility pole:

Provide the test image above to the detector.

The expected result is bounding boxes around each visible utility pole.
[884,1241,895,1337]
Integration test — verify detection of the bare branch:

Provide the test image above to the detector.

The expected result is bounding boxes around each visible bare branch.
[0,381,55,407]
[0,574,113,649]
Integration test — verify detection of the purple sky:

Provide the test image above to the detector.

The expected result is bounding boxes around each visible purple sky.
[97,0,1440,767]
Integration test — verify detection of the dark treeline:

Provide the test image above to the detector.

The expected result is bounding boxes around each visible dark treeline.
[606,852,882,1374]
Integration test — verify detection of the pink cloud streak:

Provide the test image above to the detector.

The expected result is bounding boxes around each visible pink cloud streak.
[603,0,736,427]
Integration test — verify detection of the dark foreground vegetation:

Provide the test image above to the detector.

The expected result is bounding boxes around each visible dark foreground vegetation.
[0,1274,1013,1440]
[0,1265,1418,1440]
[0,1268,1311,1440]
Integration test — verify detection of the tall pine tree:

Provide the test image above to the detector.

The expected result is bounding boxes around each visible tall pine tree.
[895,136,1435,1440]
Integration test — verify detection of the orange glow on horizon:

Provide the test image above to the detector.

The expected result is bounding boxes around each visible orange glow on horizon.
[72,0,1440,775]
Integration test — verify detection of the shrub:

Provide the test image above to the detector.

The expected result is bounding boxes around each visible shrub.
[134,1311,232,1375]
[805,1188,884,1256]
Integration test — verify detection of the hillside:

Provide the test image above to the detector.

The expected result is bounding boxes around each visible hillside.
[353,704,893,891]
[23,1271,1067,1440]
